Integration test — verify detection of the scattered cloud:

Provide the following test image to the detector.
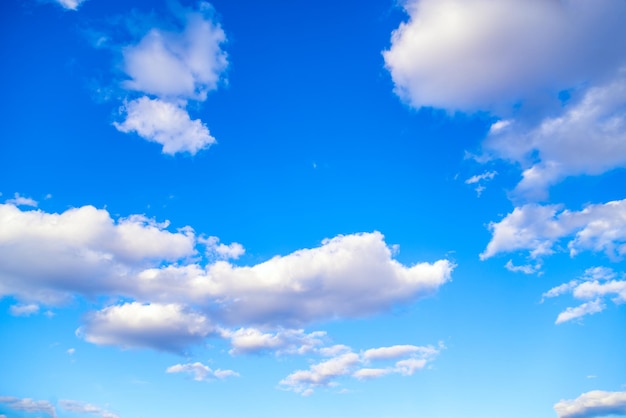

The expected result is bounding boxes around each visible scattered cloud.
[465,171,497,197]
[67,348,76,355]
[1,203,452,351]
[483,72,626,199]
[166,362,238,381]
[554,390,626,418]
[55,0,87,11]
[222,328,326,356]
[112,2,228,155]
[0,396,56,418]
[77,303,215,353]
[0,203,195,305]
[280,343,440,395]
[5,193,38,207]
[542,267,626,324]
[384,0,626,112]
[58,400,118,418]
[504,260,540,275]
[200,236,245,260]
[481,199,626,262]
[113,97,216,155]
[9,303,40,317]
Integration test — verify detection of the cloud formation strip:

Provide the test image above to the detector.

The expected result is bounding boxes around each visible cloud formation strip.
[554,390,626,418]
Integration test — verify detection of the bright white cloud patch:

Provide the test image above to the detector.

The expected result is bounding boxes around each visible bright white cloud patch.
[0,203,195,305]
[58,400,118,418]
[542,267,626,324]
[5,193,38,207]
[0,396,56,417]
[222,328,326,355]
[554,390,626,418]
[78,303,215,352]
[280,343,440,395]
[9,303,40,317]
[166,362,238,381]
[113,2,227,155]
[484,72,626,199]
[0,203,452,351]
[384,0,626,111]
[114,97,216,155]
[55,0,86,11]
[482,199,626,262]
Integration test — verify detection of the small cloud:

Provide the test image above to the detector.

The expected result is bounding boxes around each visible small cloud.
[505,260,540,275]
[67,348,76,355]
[555,299,605,324]
[166,362,239,382]
[9,304,40,317]
[54,0,87,11]
[6,193,38,207]
[464,171,497,197]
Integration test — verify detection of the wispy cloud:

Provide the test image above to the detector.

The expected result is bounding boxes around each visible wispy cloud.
[554,390,626,418]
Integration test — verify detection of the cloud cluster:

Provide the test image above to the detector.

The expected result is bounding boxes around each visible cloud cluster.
[483,72,626,199]
[0,203,452,352]
[279,343,440,395]
[481,199,626,262]
[554,390,626,418]
[166,362,239,382]
[113,2,227,155]
[58,400,118,418]
[0,396,56,417]
[384,0,626,112]
[542,267,625,324]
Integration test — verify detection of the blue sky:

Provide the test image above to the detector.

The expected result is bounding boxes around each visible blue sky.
[1,0,626,417]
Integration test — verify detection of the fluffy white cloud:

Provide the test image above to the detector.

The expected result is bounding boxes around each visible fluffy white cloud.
[5,193,38,207]
[484,72,626,198]
[166,362,238,381]
[77,303,215,352]
[504,260,540,275]
[554,390,626,418]
[135,232,453,326]
[555,299,605,324]
[55,0,86,11]
[384,0,626,111]
[222,328,326,355]
[1,203,452,350]
[481,199,626,261]
[200,236,245,260]
[58,400,118,418]
[280,343,440,395]
[121,5,226,100]
[0,396,56,417]
[114,97,216,155]
[9,303,40,317]
[0,204,195,304]
[113,2,227,155]
[543,267,625,324]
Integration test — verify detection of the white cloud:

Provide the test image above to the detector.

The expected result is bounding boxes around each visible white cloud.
[55,0,86,11]
[555,299,605,325]
[77,303,215,352]
[114,97,216,155]
[121,6,227,100]
[483,72,626,199]
[0,203,195,305]
[113,2,227,155]
[67,348,75,355]
[58,400,118,418]
[222,328,326,356]
[504,260,540,275]
[6,193,38,207]
[280,343,440,395]
[9,303,40,317]
[554,390,626,418]
[166,362,238,381]
[200,236,245,260]
[543,267,626,324]
[0,396,56,417]
[465,171,497,197]
[1,203,452,350]
[362,344,437,361]
[481,199,626,261]
[384,0,626,112]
